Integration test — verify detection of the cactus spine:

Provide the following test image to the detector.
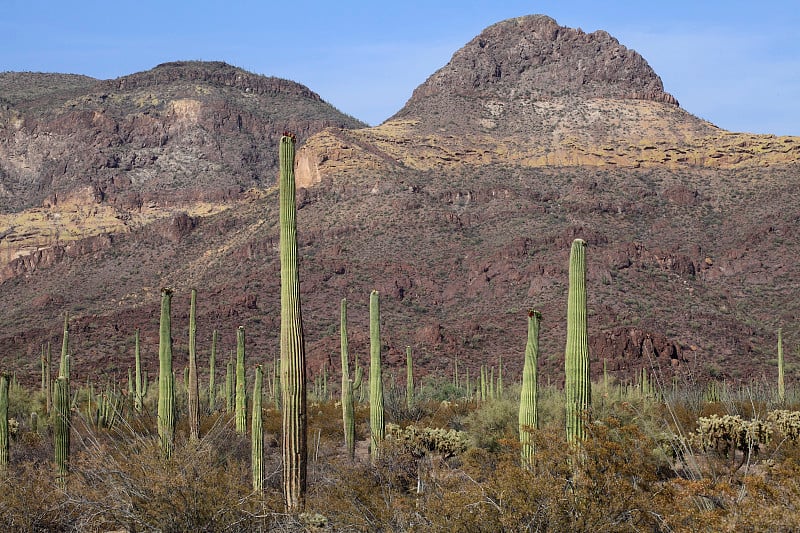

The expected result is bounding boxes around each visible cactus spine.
[279,134,307,512]
[54,376,70,479]
[340,298,363,459]
[0,374,8,470]
[235,326,247,434]
[369,290,384,463]
[565,239,591,444]
[157,288,175,459]
[252,365,264,495]
[406,346,414,411]
[519,309,542,468]
[778,328,785,403]
[134,329,143,412]
[209,329,218,412]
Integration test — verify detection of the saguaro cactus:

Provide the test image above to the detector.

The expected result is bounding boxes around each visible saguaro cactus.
[157,288,175,459]
[369,290,385,463]
[188,289,200,441]
[279,133,308,512]
[54,376,70,479]
[0,374,9,470]
[226,357,235,414]
[44,343,52,414]
[406,346,414,411]
[134,329,143,412]
[60,313,70,380]
[519,309,542,468]
[235,326,247,434]
[209,329,218,412]
[565,239,591,444]
[340,298,363,459]
[778,328,785,403]
[252,365,264,495]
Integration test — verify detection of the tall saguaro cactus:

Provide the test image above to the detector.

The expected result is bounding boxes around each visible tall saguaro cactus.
[235,326,247,434]
[54,376,70,480]
[340,298,363,459]
[134,329,144,412]
[44,343,52,414]
[188,289,200,441]
[226,358,235,414]
[369,290,384,463]
[0,374,9,470]
[158,288,176,459]
[252,365,264,495]
[406,346,414,411]
[565,239,591,444]
[778,328,785,403]
[60,313,70,380]
[279,134,307,512]
[209,329,218,412]
[519,309,542,468]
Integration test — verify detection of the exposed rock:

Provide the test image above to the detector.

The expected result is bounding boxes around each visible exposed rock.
[591,327,685,371]
[0,61,366,213]
[156,212,197,242]
[396,14,678,124]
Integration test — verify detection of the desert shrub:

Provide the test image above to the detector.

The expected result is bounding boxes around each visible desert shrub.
[415,419,678,532]
[310,451,419,531]
[66,422,283,531]
[461,397,518,450]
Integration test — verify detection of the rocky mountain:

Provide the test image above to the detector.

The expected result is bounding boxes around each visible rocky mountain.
[1,16,798,391]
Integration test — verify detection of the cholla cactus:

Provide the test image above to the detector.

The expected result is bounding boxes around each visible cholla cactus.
[690,414,772,459]
[767,410,800,440]
[385,424,469,459]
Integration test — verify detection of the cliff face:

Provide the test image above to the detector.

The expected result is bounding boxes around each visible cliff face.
[0,61,366,213]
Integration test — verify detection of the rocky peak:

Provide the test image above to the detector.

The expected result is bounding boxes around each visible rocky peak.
[101,61,322,101]
[396,15,677,120]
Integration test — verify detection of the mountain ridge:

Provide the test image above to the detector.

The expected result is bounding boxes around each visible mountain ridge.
[0,15,798,389]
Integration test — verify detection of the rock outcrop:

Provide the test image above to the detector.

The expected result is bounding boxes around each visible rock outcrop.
[0,61,366,213]
[398,15,678,117]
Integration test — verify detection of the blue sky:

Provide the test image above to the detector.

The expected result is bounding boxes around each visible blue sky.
[2,1,798,135]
